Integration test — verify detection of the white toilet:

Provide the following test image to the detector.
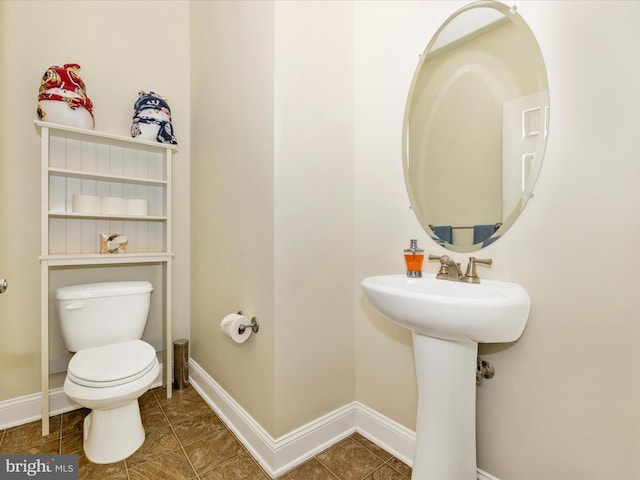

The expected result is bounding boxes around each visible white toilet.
[56,281,159,464]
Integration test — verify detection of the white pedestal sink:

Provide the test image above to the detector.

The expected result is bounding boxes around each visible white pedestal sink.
[361,274,530,480]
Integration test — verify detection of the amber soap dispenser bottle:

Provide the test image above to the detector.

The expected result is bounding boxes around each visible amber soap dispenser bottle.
[404,239,424,277]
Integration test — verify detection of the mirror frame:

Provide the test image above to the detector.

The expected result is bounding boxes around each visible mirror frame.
[402,0,549,252]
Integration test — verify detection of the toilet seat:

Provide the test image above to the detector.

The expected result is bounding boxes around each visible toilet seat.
[68,340,157,388]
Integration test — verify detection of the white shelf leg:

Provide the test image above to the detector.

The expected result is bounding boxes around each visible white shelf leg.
[40,126,50,437]
[165,261,173,398]
[41,263,49,436]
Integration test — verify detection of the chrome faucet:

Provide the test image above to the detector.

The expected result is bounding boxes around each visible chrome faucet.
[429,255,492,283]
[429,254,464,281]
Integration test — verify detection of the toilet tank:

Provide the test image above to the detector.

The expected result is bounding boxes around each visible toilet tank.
[55,281,153,352]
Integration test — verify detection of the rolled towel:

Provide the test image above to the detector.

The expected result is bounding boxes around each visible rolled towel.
[473,224,497,244]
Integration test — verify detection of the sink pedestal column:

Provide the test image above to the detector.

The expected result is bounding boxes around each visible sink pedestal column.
[412,333,478,480]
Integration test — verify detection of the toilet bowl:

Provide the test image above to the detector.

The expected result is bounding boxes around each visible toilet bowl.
[56,281,157,464]
[64,340,159,464]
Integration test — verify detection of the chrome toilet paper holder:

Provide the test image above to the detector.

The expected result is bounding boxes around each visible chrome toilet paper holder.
[237,311,259,334]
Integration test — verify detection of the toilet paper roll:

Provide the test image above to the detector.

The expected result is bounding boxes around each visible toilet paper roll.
[126,198,149,216]
[101,197,127,215]
[220,313,252,344]
[72,194,101,214]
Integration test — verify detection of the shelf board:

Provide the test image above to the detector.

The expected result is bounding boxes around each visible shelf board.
[49,211,167,221]
[35,120,178,152]
[39,252,173,266]
[49,167,167,186]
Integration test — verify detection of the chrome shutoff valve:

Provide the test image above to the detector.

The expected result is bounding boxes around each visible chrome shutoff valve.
[476,356,495,385]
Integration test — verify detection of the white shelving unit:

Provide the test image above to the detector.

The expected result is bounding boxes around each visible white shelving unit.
[36,121,176,435]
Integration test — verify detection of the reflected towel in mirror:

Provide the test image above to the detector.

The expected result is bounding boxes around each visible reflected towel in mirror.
[473,224,498,244]
[432,225,453,244]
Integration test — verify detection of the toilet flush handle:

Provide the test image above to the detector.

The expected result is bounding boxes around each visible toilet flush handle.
[65,302,84,310]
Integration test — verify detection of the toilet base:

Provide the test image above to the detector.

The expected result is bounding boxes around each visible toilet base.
[83,400,145,464]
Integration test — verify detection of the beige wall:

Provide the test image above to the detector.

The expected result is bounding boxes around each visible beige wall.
[189,0,277,434]
[2,0,639,478]
[189,0,355,437]
[272,1,355,435]
[0,1,191,398]
[355,1,640,478]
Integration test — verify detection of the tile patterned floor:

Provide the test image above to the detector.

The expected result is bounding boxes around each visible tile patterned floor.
[0,386,412,479]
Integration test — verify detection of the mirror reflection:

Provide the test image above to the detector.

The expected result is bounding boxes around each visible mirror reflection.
[403,1,549,252]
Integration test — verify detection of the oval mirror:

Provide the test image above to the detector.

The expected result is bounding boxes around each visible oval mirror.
[403,1,549,252]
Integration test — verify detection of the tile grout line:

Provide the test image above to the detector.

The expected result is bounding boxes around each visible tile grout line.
[362,463,387,480]
[153,388,201,480]
[386,458,412,479]
[347,434,411,480]
[207,414,273,479]
[308,456,341,480]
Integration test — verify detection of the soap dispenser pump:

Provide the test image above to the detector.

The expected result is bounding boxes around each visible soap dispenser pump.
[404,239,424,278]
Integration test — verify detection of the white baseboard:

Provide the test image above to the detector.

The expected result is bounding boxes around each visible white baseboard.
[189,359,499,480]
[189,359,357,478]
[1,359,497,480]
[477,468,501,480]
[354,402,416,467]
[0,388,78,429]
[0,365,164,429]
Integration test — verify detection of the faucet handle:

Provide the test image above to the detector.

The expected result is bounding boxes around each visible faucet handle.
[472,257,492,267]
[429,254,450,279]
[462,257,493,283]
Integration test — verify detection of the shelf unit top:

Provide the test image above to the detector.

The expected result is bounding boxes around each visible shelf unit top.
[35,120,178,153]
[39,252,174,266]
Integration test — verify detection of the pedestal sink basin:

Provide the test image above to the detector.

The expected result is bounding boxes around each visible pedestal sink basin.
[361,274,530,480]
[361,274,530,343]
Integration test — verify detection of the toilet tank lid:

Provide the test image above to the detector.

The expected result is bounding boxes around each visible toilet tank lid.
[56,281,153,300]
